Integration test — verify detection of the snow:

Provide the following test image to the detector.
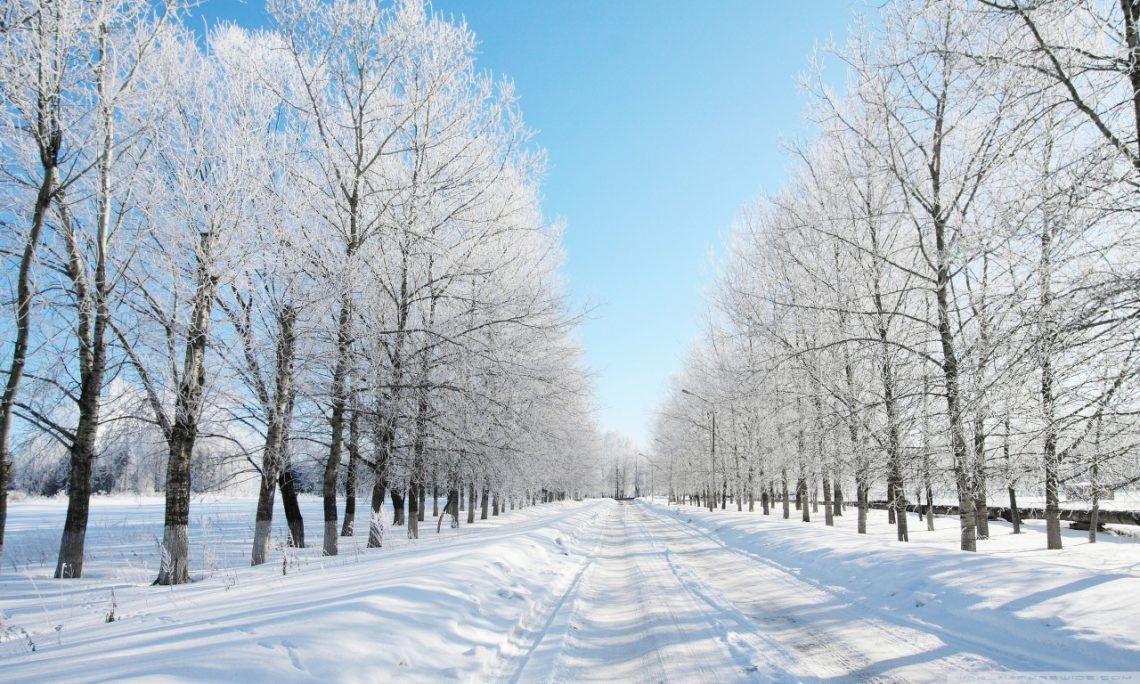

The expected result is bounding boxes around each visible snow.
[2,495,1139,682]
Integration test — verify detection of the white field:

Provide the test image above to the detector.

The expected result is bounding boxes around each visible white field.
[1,494,1139,682]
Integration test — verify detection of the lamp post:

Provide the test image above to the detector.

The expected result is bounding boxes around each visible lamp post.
[682,388,716,512]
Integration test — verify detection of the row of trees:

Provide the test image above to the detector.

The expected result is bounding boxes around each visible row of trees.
[653,0,1140,551]
[1,0,600,584]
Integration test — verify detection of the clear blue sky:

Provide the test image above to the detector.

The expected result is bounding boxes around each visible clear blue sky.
[189,0,858,451]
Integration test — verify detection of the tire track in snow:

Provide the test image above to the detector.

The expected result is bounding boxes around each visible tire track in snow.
[498,501,780,683]
[487,503,608,682]
[642,503,1008,681]
[626,504,796,682]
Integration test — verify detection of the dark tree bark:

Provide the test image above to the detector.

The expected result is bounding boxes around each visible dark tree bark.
[251,307,297,565]
[823,476,834,527]
[366,479,387,547]
[781,469,790,519]
[53,196,108,579]
[1040,221,1062,550]
[925,484,935,532]
[322,296,353,556]
[279,466,305,547]
[341,401,360,537]
[467,481,476,524]
[888,481,897,525]
[392,489,405,526]
[857,474,869,535]
[407,389,430,540]
[1008,486,1021,534]
[407,486,419,539]
[366,421,392,548]
[154,231,220,586]
[798,477,810,523]
[1003,415,1020,534]
[437,488,459,532]
[1,68,62,574]
[974,419,990,540]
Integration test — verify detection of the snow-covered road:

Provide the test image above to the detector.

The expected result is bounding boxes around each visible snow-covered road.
[496,500,1140,682]
[4,496,1139,682]
[500,501,981,683]
[506,501,746,682]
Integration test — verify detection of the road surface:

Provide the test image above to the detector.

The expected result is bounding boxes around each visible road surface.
[499,500,1001,683]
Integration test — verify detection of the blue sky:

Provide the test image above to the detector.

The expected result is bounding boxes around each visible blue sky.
[190,0,858,450]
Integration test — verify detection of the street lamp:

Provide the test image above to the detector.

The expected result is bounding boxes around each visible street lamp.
[682,388,716,512]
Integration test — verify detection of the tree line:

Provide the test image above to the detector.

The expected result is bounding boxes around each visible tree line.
[0,0,599,584]
[653,0,1140,552]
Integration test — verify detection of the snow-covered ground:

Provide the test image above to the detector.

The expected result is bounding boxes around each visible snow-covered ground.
[2,495,1139,682]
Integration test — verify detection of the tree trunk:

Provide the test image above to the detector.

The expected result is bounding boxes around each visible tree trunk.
[833,481,843,517]
[279,467,305,547]
[155,238,219,585]
[52,192,111,579]
[467,482,477,524]
[892,472,909,543]
[366,419,392,548]
[1003,415,1019,535]
[1008,486,1021,534]
[450,487,460,528]
[323,296,353,557]
[1089,487,1100,544]
[480,483,490,520]
[926,484,935,532]
[252,308,296,566]
[407,485,419,539]
[251,455,279,567]
[887,481,897,525]
[857,475,868,535]
[1041,352,1060,548]
[418,483,426,522]
[927,148,978,551]
[437,488,459,533]
[392,489,405,526]
[1089,425,1101,543]
[823,476,834,527]
[341,403,359,537]
[156,433,193,586]
[782,469,790,519]
[367,478,386,548]
[800,478,810,523]
[52,347,100,579]
[407,387,429,539]
[974,420,990,540]
[55,437,94,579]
[1,142,59,574]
